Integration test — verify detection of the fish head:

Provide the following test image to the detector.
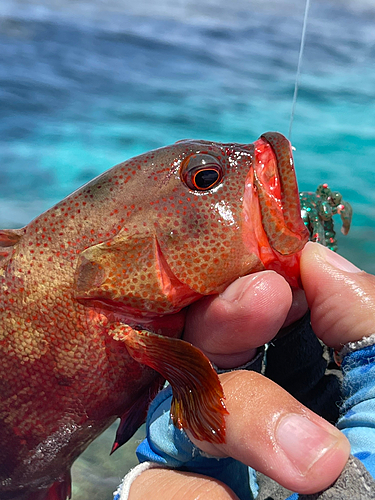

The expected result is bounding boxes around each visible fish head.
[74,132,309,318]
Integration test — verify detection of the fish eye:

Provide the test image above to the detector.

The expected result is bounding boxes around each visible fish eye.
[181,154,223,191]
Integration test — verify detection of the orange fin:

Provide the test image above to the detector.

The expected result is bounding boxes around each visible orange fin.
[26,471,71,500]
[109,325,228,444]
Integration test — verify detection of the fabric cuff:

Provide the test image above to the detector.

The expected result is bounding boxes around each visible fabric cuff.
[337,333,375,364]
[113,462,167,500]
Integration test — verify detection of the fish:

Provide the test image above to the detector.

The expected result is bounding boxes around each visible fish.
[0,132,309,500]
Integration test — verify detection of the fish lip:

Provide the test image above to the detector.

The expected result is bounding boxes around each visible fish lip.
[241,132,309,287]
[253,132,309,255]
[254,132,289,230]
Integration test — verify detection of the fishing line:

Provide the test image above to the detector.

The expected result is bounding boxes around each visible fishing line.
[288,0,311,141]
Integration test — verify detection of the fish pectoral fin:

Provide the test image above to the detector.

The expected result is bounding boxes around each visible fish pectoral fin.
[0,229,23,247]
[111,375,164,454]
[0,228,23,262]
[109,324,228,444]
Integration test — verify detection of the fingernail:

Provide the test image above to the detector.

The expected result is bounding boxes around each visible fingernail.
[314,243,361,273]
[276,414,340,475]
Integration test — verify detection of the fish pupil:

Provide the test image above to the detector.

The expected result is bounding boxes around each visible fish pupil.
[193,169,220,189]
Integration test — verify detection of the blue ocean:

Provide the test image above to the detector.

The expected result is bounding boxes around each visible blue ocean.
[1,0,374,497]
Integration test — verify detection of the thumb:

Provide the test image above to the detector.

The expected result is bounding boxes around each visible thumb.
[300,242,375,350]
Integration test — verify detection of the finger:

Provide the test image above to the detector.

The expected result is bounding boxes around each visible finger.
[300,242,375,349]
[129,469,239,500]
[184,271,293,368]
[282,286,308,328]
[190,370,350,495]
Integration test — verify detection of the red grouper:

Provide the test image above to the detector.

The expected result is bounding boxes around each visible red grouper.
[0,132,309,499]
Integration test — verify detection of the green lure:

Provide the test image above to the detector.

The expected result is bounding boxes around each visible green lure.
[299,184,352,252]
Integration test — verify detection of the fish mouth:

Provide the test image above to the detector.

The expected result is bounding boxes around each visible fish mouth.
[243,132,309,285]
[254,132,309,255]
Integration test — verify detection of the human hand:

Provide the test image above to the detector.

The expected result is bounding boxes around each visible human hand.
[128,242,375,499]
[300,242,375,350]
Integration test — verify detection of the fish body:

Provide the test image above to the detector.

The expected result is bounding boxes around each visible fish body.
[0,132,308,499]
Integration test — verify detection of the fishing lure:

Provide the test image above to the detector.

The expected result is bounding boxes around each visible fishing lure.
[299,183,352,251]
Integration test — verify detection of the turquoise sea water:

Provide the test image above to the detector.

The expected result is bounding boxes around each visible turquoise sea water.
[0,0,375,497]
